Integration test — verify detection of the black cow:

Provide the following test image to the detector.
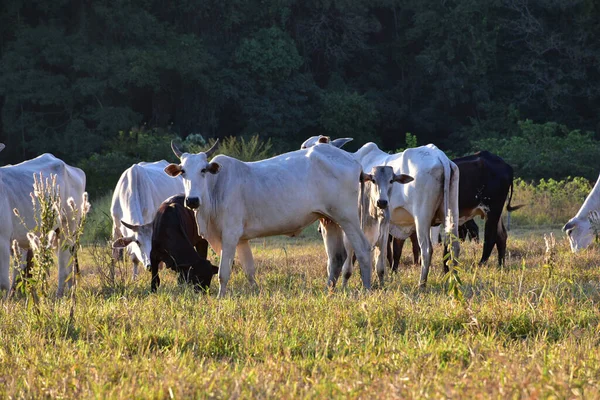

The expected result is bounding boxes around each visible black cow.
[459,219,479,242]
[149,195,218,292]
[391,151,521,269]
[444,151,522,267]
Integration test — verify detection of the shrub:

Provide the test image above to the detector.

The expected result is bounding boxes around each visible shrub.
[186,135,274,162]
[510,177,593,227]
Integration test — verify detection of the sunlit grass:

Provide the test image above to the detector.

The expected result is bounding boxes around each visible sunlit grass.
[1,228,600,398]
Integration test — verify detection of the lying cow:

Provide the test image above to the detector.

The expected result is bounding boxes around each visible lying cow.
[165,139,374,297]
[563,173,600,252]
[111,160,186,277]
[302,136,460,287]
[149,195,217,292]
[0,150,86,296]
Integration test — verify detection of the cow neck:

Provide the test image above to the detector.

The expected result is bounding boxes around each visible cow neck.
[575,174,600,219]
[194,173,218,238]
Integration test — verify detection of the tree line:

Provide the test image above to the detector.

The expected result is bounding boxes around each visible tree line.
[1,0,599,196]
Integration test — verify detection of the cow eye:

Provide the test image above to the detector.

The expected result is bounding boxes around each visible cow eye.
[180,169,185,174]
[200,168,206,174]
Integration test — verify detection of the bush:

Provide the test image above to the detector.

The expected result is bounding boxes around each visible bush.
[78,127,180,197]
[472,120,600,181]
[510,177,593,227]
[186,135,274,162]
[82,193,113,244]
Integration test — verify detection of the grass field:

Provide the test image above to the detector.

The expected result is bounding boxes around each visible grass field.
[2,224,600,399]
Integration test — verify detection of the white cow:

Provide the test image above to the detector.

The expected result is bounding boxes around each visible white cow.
[110,160,185,277]
[0,144,13,294]
[1,152,86,297]
[302,136,460,288]
[563,174,600,252]
[164,140,375,297]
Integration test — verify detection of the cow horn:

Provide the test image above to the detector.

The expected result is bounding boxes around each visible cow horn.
[171,141,183,159]
[204,139,220,158]
[0,143,5,153]
[331,138,353,148]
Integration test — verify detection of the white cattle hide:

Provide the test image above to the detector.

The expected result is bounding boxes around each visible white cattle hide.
[110,160,184,277]
[165,141,374,297]
[563,174,600,252]
[1,152,86,296]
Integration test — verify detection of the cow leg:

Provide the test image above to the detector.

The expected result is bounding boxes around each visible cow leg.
[321,222,346,288]
[496,219,508,267]
[149,252,161,292]
[338,222,372,290]
[217,239,238,298]
[57,246,74,297]
[375,220,391,286]
[480,212,501,265]
[387,236,393,270]
[236,240,258,289]
[391,237,405,272]
[132,258,140,280]
[0,238,10,296]
[415,221,433,288]
[409,232,421,265]
[195,239,209,260]
[340,238,354,288]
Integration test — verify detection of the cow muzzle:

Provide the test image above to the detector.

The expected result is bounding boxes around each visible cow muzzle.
[185,197,200,210]
[376,199,388,209]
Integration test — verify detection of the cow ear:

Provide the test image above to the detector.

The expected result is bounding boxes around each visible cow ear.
[360,172,373,183]
[563,220,577,232]
[317,136,331,144]
[121,220,141,232]
[211,265,219,274]
[112,236,135,248]
[164,164,183,177]
[393,173,414,184]
[207,162,220,174]
[331,138,353,148]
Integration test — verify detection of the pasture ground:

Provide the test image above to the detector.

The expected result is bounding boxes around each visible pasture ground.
[1,225,600,398]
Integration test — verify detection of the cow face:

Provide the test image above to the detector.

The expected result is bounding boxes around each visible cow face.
[112,220,153,270]
[563,215,596,252]
[165,141,221,210]
[177,261,219,292]
[361,166,414,210]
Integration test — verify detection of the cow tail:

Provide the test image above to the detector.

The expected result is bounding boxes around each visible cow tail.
[440,156,460,259]
[506,181,524,212]
[359,171,365,230]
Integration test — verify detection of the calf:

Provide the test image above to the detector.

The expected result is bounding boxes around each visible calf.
[148,195,217,292]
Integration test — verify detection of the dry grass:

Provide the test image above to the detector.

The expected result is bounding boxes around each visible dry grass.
[1,227,600,399]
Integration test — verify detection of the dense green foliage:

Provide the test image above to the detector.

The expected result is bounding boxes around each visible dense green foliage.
[1,0,599,191]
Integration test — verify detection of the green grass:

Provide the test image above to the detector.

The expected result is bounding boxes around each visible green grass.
[1,229,600,398]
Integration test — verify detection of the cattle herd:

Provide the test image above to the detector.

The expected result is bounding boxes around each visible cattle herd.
[0,136,598,298]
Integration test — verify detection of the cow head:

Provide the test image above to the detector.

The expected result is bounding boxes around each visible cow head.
[300,135,353,149]
[112,220,153,270]
[165,140,220,210]
[361,166,413,211]
[563,212,598,252]
[177,260,219,292]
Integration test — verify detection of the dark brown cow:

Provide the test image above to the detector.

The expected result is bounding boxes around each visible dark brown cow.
[149,195,218,292]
